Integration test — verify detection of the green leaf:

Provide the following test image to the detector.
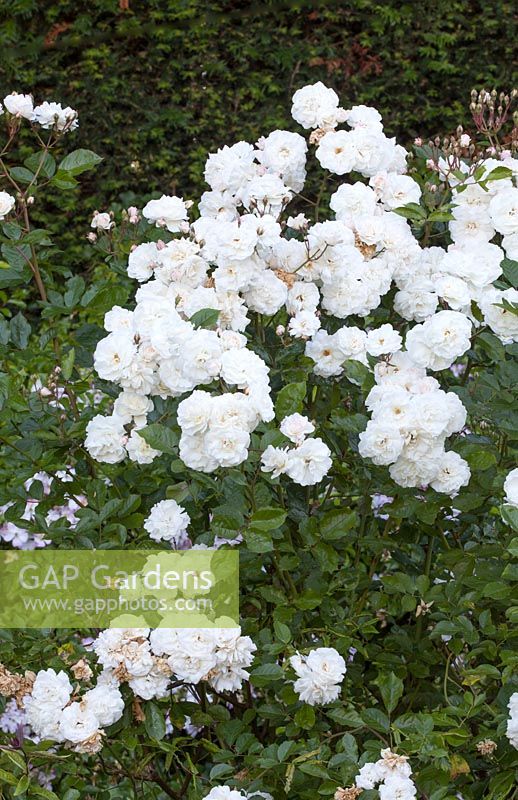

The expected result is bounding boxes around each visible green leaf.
[24,151,56,179]
[501,505,518,532]
[294,704,315,729]
[392,202,427,220]
[10,312,31,349]
[58,148,103,175]
[144,701,166,740]
[250,663,283,686]
[13,774,30,796]
[0,373,9,411]
[190,307,220,328]
[502,258,518,288]
[250,506,287,531]
[244,528,274,553]
[375,672,404,714]
[274,620,292,644]
[139,423,178,454]
[484,166,513,181]
[10,166,34,184]
[62,348,75,380]
[275,380,306,419]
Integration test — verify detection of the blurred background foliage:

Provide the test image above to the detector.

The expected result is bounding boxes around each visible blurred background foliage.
[0,0,516,222]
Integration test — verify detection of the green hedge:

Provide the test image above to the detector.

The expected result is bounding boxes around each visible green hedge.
[1,0,516,212]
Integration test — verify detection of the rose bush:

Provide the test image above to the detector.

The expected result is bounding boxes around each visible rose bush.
[0,85,517,799]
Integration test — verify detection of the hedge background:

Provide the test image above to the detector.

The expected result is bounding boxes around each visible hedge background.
[1,0,516,222]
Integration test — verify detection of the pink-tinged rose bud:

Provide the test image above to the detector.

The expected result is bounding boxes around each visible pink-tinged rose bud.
[429,184,437,193]
[486,146,497,156]
[426,158,436,170]
[414,137,422,146]
[156,239,166,250]
[275,325,286,336]
[459,133,471,146]
[39,387,52,397]
[127,206,140,224]
[179,220,190,234]
[87,232,97,243]
[27,196,35,205]
[500,149,512,160]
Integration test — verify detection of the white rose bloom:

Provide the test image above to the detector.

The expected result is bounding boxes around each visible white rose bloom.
[290,647,346,705]
[0,191,15,220]
[203,787,247,800]
[82,684,125,728]
[128,666,171,701]
[32,101,78,131]
[488,187,518,236]
[502,232,518,260]
[280,413,314,445]
[205,427,251,467]
[345,104,383,131]
[379,174,421,210]
[305,330,346,377]
[241,173,292,217]
[177,390,213,435]
[128,242,161,282]
[394,288,438,322]
[288,310,321,339]
[429,451,470,495]
[261,445,290,478]
[480,287,518,343]
[256,129,307,192]
[3,91,34,119]
[366,324,403,356]
[356,761,386,789]
[405,311,472,371]
[30,668,72,707]
[198,189,238,221]
[104,305,134,333]
[434,274,471,311]
[142,194,189,232]
[126,429,162,464]
[113,390,153,427]
[291,82,344,130]
[378,775,417,800]
[91,211,113,230]
[244,270,288,315]
[359,422,405,466]
[506,692,518,749]
[58,703,100,745]
[286,281,320,315]
[204,141,256,194]
[284,438,332,486]
[94,331,137,382]
[330,182,378,223]
[144,499,190,545]
[85,414,127,464]
[316,130,356,175]
[504,468,518,507]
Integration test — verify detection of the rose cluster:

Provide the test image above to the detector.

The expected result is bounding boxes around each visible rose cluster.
[1,91,78,132]
[85,80,517,499]
[354,748,417,799]
[24,668,124,754]
[261,413,332,486]
[93,625,256,698]
[358,340,471,494]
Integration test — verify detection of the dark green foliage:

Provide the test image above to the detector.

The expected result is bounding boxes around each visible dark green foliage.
[1,0,516,217]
